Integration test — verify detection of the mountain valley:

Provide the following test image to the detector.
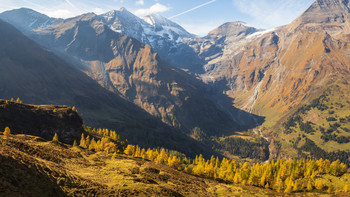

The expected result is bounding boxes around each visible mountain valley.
[1,0,350,195]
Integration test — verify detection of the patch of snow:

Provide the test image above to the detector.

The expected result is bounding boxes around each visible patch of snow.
[247,28,276,39]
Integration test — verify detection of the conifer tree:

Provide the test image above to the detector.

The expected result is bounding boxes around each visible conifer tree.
[293,180,301,192]
[233,172,241,184]
[314,179,324,190]
[156,148,168,164]
[4,127,11,138]
[134,145,141,157]
[86,135,91,148]
[88,138,97,151]
[284,179,293,194]
[194,155,199,165]
[124,145,135,156]
[141,148,147,160]
[307,179,313,191]
[80,133,87,148]
[52,133,59,141]
[112,152,117,159]
[16,97,22,103]
[4,127,11,136]
[73,140,78,147]
[274,176,284,193]
[330,160,346,176]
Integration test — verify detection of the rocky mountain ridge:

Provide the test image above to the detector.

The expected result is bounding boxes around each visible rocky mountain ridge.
[0,8,61,32]
[0,19,217,157]
[28,12,256,136]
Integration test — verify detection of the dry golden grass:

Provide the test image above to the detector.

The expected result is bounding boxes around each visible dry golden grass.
[1,133,349,196]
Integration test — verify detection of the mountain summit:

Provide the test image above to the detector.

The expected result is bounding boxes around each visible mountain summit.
[99,8,148,43]
[0,8,61,32]
[298,0,350,24]
[143,13,193,41]
[206,21,258,40]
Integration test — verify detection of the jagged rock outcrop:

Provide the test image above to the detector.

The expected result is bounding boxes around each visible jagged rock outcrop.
[184,21,261,73]
[0,100,82,144]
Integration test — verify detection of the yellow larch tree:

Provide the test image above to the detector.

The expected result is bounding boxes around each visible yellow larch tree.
[4,127,11,138]
[52,133,59,141]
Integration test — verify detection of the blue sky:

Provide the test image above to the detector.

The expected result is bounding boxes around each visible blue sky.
[0,0,315,35]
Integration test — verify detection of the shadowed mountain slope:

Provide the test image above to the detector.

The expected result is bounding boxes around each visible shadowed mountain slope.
[0,19,218,157]
[0,100,82,144]
[27,13,259,136]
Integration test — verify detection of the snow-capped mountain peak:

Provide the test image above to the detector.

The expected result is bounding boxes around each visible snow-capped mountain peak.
[99,8,148,42]
[143,14,193,39]
[98,9,194,44]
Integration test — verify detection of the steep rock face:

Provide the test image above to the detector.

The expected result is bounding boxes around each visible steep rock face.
[203,0,350,126]
[0,19,216,156]
[288,0,350,39]
[143,13,193,40]
[293,0,350,25]
[98,8,202,71]
[184,22,261,73]
[142,14,203,72]
[30,13,243,136]
[0,100,82,144]
[99,8,148,44]
[0,8,61,32]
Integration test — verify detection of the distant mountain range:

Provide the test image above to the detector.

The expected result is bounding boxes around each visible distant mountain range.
[1,0,350,162]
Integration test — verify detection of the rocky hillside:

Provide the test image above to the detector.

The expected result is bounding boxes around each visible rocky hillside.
[0,99,82,144]
[184,21,261,73]
[199,0,350,127]
[184,0,350,160]
[0,19,217,157]
[98,8,201,71]
[27,13,256,136]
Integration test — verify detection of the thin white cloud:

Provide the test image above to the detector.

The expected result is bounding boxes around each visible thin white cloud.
[169,0,217,19]
[136,0,144,6]
[134,3,170,16]
[65,0,77,9]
